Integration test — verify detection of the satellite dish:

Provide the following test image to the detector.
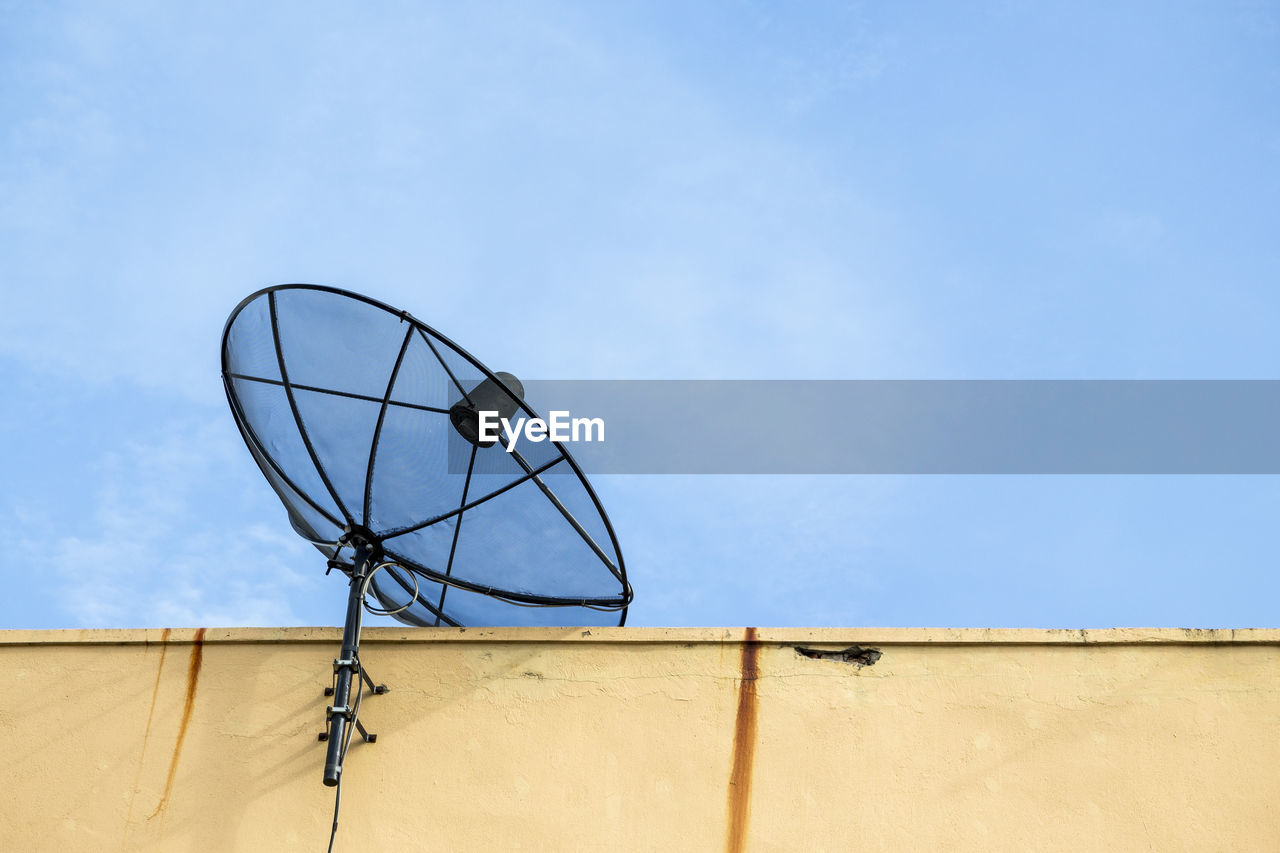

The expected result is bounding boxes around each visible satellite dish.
[220,284,632,809]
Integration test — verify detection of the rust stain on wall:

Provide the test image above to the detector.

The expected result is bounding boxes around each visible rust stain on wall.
[124,629,172,839]
[140,629,172,746]
[725,627,760,853]
[142,628,173,741]
[149,628,206,819]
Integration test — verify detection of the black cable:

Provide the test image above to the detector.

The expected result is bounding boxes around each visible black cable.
[326,773,342,853]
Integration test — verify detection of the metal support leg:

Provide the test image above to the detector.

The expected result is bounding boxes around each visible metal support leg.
[324,665,387,697]
[359,665,388,695]
[354,719,377,743]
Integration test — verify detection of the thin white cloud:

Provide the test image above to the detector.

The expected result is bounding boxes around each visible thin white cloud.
[45,415,315,627]
[0,2,916,402]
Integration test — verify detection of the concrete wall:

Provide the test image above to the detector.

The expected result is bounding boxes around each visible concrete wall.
[2,627,1277,851]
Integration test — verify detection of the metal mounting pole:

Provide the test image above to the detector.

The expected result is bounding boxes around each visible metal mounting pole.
[323,541,373,787]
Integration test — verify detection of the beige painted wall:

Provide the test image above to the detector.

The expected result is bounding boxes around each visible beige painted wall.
[1,627,1277,852]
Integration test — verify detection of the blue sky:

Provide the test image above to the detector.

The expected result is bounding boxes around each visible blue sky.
[2,1,1278,629]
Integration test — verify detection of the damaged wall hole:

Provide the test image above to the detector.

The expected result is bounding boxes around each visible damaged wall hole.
[794,645,882,667]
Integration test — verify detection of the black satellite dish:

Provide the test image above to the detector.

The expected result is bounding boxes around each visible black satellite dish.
[220,284,631,808]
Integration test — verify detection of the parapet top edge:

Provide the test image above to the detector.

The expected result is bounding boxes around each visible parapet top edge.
[1,626,1278,647]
